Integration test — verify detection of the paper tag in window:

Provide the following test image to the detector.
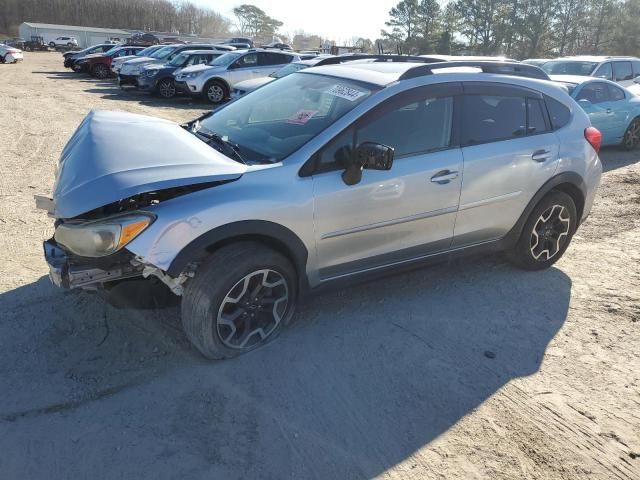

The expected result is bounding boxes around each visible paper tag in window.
[287,110,318,125]
[325,84,367,101]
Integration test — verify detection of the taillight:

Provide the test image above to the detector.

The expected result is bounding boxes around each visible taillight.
[584,127,602,153]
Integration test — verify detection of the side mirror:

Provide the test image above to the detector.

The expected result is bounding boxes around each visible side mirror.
[342,142,394,186]
[634,76,640,84]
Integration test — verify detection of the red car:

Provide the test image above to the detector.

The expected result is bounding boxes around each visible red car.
[75,46,146,78]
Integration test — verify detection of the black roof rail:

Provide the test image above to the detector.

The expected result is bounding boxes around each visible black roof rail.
[315,54,444,66]
[398,61,549,81]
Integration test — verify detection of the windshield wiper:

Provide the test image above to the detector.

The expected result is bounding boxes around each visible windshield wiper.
[193,125,247,165]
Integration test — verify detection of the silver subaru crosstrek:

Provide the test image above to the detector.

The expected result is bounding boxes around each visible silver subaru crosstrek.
[38,58,602,359]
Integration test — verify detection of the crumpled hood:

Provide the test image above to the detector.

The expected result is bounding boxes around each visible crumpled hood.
[53,110,247,219]
[234,77,275,91]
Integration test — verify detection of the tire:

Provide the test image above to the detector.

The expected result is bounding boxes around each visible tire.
[67,42,74,47]
[157,78,176,98]
[507,191,577,271]
[204,80,228,104]
[92,63,109,79]
[622,118,640,150]
[49,42,55,48]
[181,242,298,359]
[0,55,5,64]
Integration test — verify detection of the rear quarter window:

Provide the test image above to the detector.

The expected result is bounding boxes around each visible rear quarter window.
[544,96,571,130]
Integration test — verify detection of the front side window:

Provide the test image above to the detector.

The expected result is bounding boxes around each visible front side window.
[594,63,613,80]
[315,88,454,173]
[232,53,257,68]
[198,72,379,163]
[613,61,633,81]
[576,82,609,103]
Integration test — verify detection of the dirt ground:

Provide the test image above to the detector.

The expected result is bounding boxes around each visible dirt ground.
[0,52,639,480]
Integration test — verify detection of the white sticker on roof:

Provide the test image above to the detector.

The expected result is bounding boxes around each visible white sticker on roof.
[325,84,368,101]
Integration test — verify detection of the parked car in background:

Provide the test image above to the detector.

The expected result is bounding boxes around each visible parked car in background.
[75,46,146,78]
[551,75,640,149]
[0,45,24,63]
[231,56,332,98]
[522,58,550,67]
[543,56,640,88]
[264,42,292,50]
[118,43,220,87]
[64,44,116,68]
[137,49,225,98]
[127,32,160,46]
[49,36,78,48]
[175,49,299,103]
[222,37,254,48]
[23,36,49,52]
[111,45,163,75]
[1,38,26,50]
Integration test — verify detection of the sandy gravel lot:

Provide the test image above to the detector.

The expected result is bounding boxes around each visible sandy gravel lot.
[0,52,639,480]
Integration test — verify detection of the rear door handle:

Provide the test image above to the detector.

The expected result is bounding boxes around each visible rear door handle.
[531,149,551,162]
[431,170,459,184]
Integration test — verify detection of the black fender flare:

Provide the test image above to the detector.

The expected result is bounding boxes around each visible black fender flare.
[167,220,309,280]
[502,171,587,247]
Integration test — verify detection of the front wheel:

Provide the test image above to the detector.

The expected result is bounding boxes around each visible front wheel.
[204,80,227,104]
[181,242,297,359]
[48,42,55,48]
[507,191,577,270]
[622,118,640,150]
[157,78,176,98]
[92,63,109,79]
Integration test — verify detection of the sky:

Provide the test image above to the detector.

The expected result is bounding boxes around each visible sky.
[193,0,399,43]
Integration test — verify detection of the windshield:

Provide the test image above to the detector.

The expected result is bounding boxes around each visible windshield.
[210,52,240,66]
[543,61,598,76]
[198,72,379,163]
[169,52,190,66]
[151,46,177,59]
[271,63,308,78]
[137,46,157,56]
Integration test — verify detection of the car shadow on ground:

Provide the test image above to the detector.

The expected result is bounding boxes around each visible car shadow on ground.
[599,147,640,172]
[0,254,571,478]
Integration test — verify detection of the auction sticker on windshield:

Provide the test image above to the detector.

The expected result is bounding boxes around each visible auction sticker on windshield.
[287,110,318,125]
[325,84,368,101]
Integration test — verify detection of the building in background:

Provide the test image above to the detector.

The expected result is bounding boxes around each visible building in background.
[18,22,131,48]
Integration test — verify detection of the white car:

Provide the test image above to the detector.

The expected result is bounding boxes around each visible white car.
[174,49,299,104]
[49,36,78,48]
[0,45,24,63]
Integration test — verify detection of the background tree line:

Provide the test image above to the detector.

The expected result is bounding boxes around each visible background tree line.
[379,0,640,58]
[0,0,231,38]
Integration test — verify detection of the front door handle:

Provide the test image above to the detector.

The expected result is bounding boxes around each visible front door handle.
[606,108,613,114]
[431,170,459,184]
[531,149,551,162]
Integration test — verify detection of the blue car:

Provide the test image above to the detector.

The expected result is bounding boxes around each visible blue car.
[552,75,640,149]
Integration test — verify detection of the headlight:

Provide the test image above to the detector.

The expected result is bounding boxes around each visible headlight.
[54,213,154,258]
[184,71,202,79]
[142,69,158,77]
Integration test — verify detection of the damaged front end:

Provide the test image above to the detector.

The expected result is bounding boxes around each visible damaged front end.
[37,109,247,295]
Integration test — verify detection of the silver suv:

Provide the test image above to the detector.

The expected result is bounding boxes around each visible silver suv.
[39,59,602,359]
[174,49,300,103]
[542,56,640,88]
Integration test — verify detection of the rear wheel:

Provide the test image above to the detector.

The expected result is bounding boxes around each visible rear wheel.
[507,191,577,270]
[622,118,640,150]
[204,80,227,104]
[181,242,297,359]
[157,78,176,98]
[91,63,109,79]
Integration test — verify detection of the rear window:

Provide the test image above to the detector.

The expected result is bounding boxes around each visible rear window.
[613,61,633,81]
[545,96,571,130]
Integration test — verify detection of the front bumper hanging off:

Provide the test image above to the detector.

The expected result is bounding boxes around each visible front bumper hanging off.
[43,239,143,289]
